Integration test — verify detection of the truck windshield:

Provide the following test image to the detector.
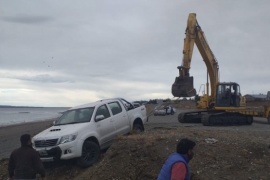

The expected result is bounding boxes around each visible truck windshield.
[55,107,94,126]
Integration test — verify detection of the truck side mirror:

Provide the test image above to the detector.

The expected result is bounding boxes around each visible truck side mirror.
[52,119,59,126]
[95,115,105,121]
[126,104,134,110]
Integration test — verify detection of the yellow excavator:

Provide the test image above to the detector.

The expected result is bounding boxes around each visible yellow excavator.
[172,13,270,126]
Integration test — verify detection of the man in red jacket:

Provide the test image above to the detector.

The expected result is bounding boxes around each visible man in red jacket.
[8,134,46,180]
[158,138,196,180]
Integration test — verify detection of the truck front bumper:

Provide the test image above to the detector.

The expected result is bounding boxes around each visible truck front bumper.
[35,140,82,162]
[37,146,62,162]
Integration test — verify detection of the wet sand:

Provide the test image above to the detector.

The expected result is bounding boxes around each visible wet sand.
[0,119,55,160]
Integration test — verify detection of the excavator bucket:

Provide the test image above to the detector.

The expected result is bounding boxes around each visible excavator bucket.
[172,76,196,97]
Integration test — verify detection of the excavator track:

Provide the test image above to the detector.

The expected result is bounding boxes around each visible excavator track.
[201,112,253,126]
[178,111,253,126]
[178,110,209,123]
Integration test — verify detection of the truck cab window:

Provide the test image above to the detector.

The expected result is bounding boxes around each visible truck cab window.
[95,105,110,119]
[108,102,122,115]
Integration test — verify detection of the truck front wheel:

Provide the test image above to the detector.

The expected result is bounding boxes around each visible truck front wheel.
[77,141,100,168]
[133,123,144,133]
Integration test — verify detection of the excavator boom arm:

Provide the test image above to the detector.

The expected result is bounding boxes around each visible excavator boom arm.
[172,13,219,101]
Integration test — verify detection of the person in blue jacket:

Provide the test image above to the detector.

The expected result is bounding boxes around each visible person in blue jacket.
[157,138,196,180]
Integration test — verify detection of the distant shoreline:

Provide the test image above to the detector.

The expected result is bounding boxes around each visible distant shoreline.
[0,106,70,108]
[0,118,56,160]
[0,118,56,128]
[0,106,44,108]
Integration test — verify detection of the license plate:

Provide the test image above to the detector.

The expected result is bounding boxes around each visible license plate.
[39,150,48,156]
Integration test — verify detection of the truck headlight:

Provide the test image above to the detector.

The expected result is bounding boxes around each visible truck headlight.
[59,134,77,144]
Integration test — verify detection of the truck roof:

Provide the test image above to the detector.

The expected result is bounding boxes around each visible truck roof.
[69,98,122,110]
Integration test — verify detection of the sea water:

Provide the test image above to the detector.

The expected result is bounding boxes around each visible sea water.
[0,107,70,127]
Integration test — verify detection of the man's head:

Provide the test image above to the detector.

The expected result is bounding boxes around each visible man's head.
[20,134,32,147]
[176,138,196,160]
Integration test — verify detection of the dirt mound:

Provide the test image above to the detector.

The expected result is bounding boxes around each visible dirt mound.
[74,128,270,180]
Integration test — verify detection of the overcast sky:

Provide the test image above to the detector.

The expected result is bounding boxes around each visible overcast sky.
[0,0,269,107]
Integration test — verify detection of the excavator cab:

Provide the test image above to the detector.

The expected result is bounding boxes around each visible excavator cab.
[172,76,196,97]
[216,82,241,107]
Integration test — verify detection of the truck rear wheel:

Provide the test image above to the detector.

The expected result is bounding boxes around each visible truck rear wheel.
[77,141,100,168]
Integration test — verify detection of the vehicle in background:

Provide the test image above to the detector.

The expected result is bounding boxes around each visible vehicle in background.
[32,98,147,167]
[154,105,175,116]
[132,102,141,108]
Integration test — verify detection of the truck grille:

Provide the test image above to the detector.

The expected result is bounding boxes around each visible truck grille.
[34,139,58,148]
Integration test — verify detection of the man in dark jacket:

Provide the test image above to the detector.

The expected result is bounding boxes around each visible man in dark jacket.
[157,138,196,180]
[8,134,46,180]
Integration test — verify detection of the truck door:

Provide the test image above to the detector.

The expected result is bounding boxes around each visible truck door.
[94,105,116,145]
[108,101,130,135]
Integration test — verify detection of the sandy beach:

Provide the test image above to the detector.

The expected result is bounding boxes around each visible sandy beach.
[0,119,55,160]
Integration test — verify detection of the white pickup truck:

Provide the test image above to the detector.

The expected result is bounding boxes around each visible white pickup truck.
[32,98,147,167]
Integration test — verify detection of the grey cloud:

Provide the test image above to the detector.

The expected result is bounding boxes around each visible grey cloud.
[0,0,270,106]
[2,15,53,24]
[15,74,72,83]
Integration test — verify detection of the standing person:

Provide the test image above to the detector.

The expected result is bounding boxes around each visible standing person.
[164,106,169,115]
[8,134,46,180]
[157,138,196,180]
